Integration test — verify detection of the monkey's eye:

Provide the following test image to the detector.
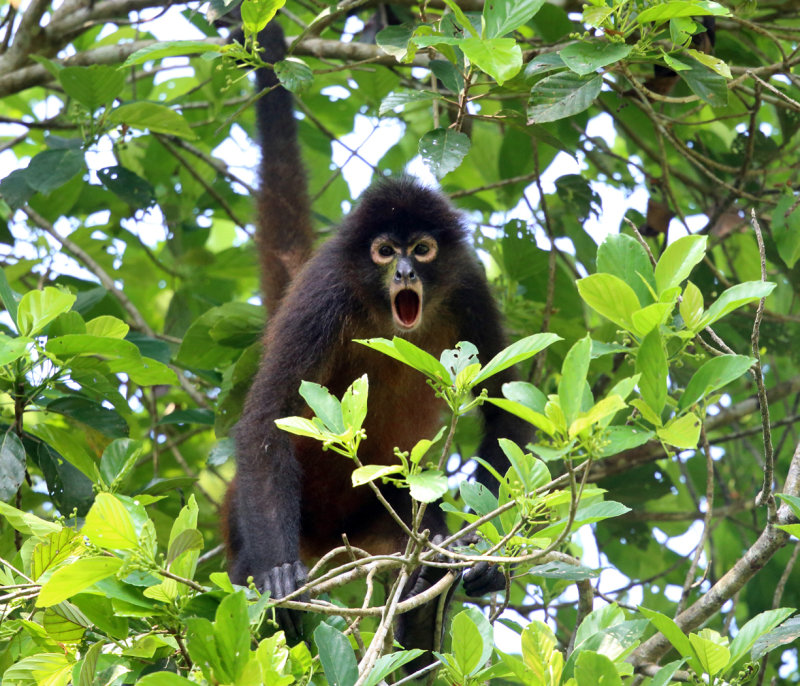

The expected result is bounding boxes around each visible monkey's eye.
[378,245,394,258]
[413,243,430,256]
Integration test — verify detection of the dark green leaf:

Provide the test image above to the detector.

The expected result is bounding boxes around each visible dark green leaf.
[596,233,655,306]
[46,397,129,438]
[97,166,155,208]
[752,617,800,661]
[636,329,668,417]
[58,65,125,110]
[123,41,222,67]
[681,59,728,106]
[560,40,632,76]
[430,59,464,93]
[419,127,471,178]
[528,72,601,123]
[314,622,358,686]
[0,431,26,500]
[0,169,36,209]
[678,354,754,410]
[25,150,85,194]
[528,561,599,580]
[108,102,197,139]
[275,58,313,93]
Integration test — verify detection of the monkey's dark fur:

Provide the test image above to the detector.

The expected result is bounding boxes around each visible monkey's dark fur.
[224,19,530,656]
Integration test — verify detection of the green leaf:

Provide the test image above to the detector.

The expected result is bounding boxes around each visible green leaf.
[654,235,707,295]
[123,40,222,66]
[636,329,667,417]
[657,412,701,449]
[686,49,731,78]
[529,560,599,581]
[752,617,800,661]
[407,470,448,503]
[596,233,655,306]
[461,36,522,84]
[166,529,204,566]
[727,608,795,669]
[362,650,426,686]
[32,529,81,580]
[678,355,754,410]
[419,127,471,178]
[699,281,776,329]
[0,430,26,500]
[299,381,344,434]
[85,315,129,339]
[137,673,198,686]
[108,102,197,139]
[679,281,704,330]
[485,397,557,436]
[430,59,464,93]
[596,425,654,458]
[58,65,125,110]
[100,438,144,487]
[83,493,138,550]
[352,464,403,486]
[631,302,673,337]
[97,166,155,208]
[241,0,285,35]
[520,620,560,683]
[483,0,545,38]
[0,500,61,536]
[24,149,85,194]
[569,395,626,438]
[577,273,641,331]
[441,0,479,36]
[559,335,591,426]
[451,608,494,675]
[314,622,358,686]
[2,654,72,686]
[639,607,698,669]
[0,268,20,324]
[341,374,368,433]
[376,23,416,62]
[275,57,313,93]
[772,193,800,268]
[356,337,449,381]
[560,40,632,76]
[574,651,622,686]
[17,287,76,336]
[215,591,251,682]
[528,72,602,124]
[37,556,124,607]
[688,631,730,677]
[681,58,728,106]
[43,602,90,643]
[474,333,561,385]
[78,641,105,686]
[637,1,730,23]
[275,416,325,439]
[0,168,36,209]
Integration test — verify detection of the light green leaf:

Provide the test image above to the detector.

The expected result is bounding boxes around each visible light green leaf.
[639,607,698,670]
[569,395,626,438]
[461,36,522,84]
[596,233,655,306]
[485,397,557,436]
[85,315,129,339]
[300,381,344,434]
[241,0,285,35]
[474,333,561,385]
[657,412,701,449]
[772,193,800,268]
[678,355,754,410]
[727,608,795,669]
[17,287,76,336]
[0,500,61,537]
[559,335,591,426]
[654,235,707,295]
[577,273,640,331]
[636,329,667,417]
[686,49,731,78]
[451,608,494,676]
[341,374,368,433]
[352,464,403,487]
[407,470,448,503]
[108,102,196,140]
[679,281,704,330]
[123,40,222,66]
[483,0,545,38]
[83,493,138,550]
[37,557,124,607]
[688,631,730,677]
[575,651,622,686]
[314,622,358,686]
[699,281,776,329]
[275,416,325,439]
[637,1,730,23]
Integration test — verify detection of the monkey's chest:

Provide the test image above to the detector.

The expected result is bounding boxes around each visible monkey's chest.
[294,343,451,556]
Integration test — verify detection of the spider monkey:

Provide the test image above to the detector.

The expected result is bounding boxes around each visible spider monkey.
[224,19,531,656]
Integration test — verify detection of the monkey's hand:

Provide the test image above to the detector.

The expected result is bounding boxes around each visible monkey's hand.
[462,561,506,596]
[260,560,309,641]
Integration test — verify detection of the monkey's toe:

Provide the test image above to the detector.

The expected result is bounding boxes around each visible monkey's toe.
[463,560,505,596]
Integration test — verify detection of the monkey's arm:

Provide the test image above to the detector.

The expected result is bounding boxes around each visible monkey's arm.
[231,272,352,634]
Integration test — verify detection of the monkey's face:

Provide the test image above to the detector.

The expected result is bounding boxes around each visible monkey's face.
[370,234,438,331]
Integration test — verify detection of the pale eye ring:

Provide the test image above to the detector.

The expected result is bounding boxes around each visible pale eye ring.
[413,243,430,256]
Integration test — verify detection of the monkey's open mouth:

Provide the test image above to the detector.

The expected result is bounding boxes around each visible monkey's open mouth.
[393,288,421,329]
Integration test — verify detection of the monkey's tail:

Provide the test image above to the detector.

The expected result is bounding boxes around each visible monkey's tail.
[254,21,314,313]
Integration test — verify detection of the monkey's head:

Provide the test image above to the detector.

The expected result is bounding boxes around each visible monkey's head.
[341,178,468,333]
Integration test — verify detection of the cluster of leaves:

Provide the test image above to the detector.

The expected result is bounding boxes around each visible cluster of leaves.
[2,0,800,682]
